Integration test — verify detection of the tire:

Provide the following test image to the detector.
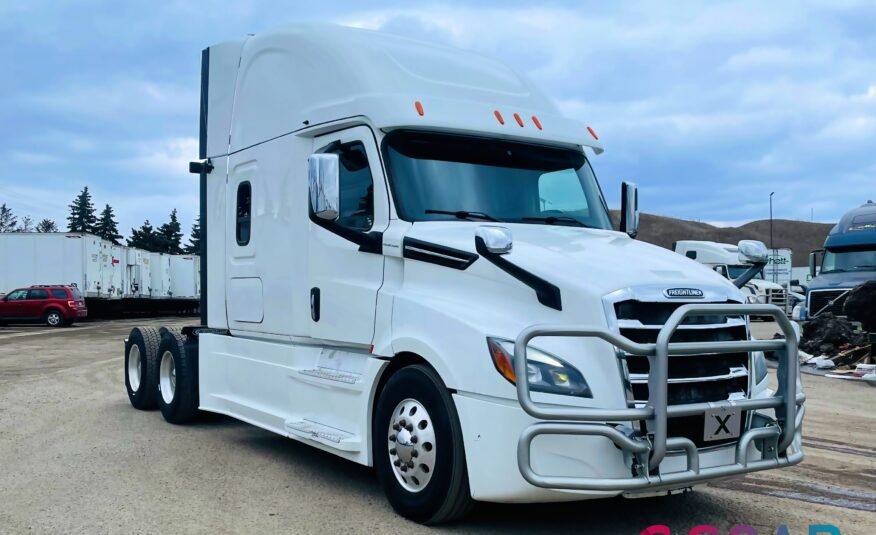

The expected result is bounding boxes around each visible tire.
[124,326,161,410]
[374,364,474,524]
[44,309,64,328]
[156,329,199,424]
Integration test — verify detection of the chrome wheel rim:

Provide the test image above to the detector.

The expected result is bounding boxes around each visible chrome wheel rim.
[387,398,436,493]
[159,350,176,404]
[47,312,61,326]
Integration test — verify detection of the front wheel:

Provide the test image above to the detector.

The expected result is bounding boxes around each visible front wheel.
[374,364,473,524]
[44,309,63,327]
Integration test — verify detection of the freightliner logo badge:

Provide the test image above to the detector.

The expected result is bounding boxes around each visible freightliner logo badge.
[664,288,704,298]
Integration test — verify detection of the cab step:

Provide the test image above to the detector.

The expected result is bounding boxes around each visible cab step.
[285,419,361,452]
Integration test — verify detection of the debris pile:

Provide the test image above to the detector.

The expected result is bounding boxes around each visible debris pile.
[844,280,876,332]
[800,312,874,379]
[799,312,866,357]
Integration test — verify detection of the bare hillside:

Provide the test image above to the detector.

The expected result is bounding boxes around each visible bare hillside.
[610,212,833,266]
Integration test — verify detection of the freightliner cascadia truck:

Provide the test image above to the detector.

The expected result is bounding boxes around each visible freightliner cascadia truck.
[122,24,805,524]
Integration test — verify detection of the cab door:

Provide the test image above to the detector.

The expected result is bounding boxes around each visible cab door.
[308,126,389,345]
[0,289,28,319]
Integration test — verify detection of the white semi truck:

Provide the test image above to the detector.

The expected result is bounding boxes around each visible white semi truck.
[123,24,804,524]
[673,240,790,313]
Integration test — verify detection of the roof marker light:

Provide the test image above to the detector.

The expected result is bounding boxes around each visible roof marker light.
[494,110,505,125]
[415,101,424,116]
[513,113,524,127]
[587,126,599,140]
[531,116,543,130]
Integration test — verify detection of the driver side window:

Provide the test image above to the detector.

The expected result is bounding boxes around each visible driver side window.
[322,141,374,231]
[6,290,28,300]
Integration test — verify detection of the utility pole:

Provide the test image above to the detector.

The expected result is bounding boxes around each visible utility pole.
[769,192,775,284]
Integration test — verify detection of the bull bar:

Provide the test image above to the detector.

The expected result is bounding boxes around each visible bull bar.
[514,304,805,491]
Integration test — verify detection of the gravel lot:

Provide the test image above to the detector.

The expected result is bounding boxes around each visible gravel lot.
[1,319,874,534]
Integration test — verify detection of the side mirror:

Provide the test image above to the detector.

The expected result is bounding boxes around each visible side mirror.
[308,153,340,221]
[809,249,823,278]
[620,181,639,238]
[737,240,768,264]
[475,226,512,254]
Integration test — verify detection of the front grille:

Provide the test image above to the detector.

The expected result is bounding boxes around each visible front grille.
[766,288,787,309]
[808,289,849,317]
[614,299,749,447]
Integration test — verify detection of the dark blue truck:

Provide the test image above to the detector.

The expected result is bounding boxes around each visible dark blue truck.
[800,201,876,319]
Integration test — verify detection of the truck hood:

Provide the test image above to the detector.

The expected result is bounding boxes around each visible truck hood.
[405,222,743,301]
[808,269,876,291]
[746,279,784,291]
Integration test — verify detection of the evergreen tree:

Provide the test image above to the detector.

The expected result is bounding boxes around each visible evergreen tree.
[67,186,97,233]
[17,215,34,232]
[127,220,158,251]
[35,218,59,232]
[184,216,201,254]
[0,204,17,232]
[94,204,122,244]
[156,208,183,254]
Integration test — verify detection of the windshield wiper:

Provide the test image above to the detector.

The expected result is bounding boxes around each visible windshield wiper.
[424,209,499,222]
[522,216,591,227]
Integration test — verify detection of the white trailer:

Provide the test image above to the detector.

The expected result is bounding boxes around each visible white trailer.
[0,232,105,297]
[148,253,172,297]
[123,24,804,524]
[170,255,197,298]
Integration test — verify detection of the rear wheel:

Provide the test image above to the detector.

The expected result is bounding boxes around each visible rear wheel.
[124,327,161,410]
[157,329,199,424]
[374,364,473,524]
[44,309,63,328]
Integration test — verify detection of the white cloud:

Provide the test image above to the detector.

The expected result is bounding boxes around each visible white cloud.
[117,137,199,178]
[29,79,196,120]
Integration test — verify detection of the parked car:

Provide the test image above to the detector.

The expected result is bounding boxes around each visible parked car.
[0,285,87,327]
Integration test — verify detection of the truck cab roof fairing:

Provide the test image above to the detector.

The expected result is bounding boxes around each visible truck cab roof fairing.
[207,24,603,157]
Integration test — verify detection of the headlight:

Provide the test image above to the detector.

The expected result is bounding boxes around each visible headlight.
[487,337,592,398]
[753,351,768,384]
[757,295,768,304]
[746,295,767,304]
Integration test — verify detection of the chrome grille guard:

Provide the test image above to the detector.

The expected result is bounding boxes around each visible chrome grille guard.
[514,304,805,491]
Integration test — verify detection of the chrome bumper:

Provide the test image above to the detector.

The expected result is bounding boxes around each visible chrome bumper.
[514,304,804,491]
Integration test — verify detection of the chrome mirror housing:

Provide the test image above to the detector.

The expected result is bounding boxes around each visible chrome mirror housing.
[738,240,768,264]
[620,181,639,238]
[475,226,513,254]
[308,153,340,221]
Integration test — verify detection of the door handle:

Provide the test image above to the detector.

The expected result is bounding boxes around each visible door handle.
[310,287,320,322]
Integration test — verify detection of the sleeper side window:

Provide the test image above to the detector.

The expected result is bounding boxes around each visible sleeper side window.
[236,182,251,246]
[324,142,374,231]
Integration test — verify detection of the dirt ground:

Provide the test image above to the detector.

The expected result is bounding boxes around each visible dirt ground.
[0,319,874,534]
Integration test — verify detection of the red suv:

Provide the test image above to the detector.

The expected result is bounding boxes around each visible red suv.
[0,285,88,327]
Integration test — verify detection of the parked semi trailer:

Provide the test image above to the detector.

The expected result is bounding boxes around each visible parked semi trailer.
[0,232,200,316]
[123,24,805,524]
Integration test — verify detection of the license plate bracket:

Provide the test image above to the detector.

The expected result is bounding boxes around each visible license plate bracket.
[703,405,741,441]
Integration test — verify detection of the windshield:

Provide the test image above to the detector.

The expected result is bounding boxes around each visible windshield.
[822,247,876,273]
[726,265,763,280]
[383,131,613,229]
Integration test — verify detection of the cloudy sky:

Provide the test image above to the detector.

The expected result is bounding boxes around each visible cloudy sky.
[1,0,874,238]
